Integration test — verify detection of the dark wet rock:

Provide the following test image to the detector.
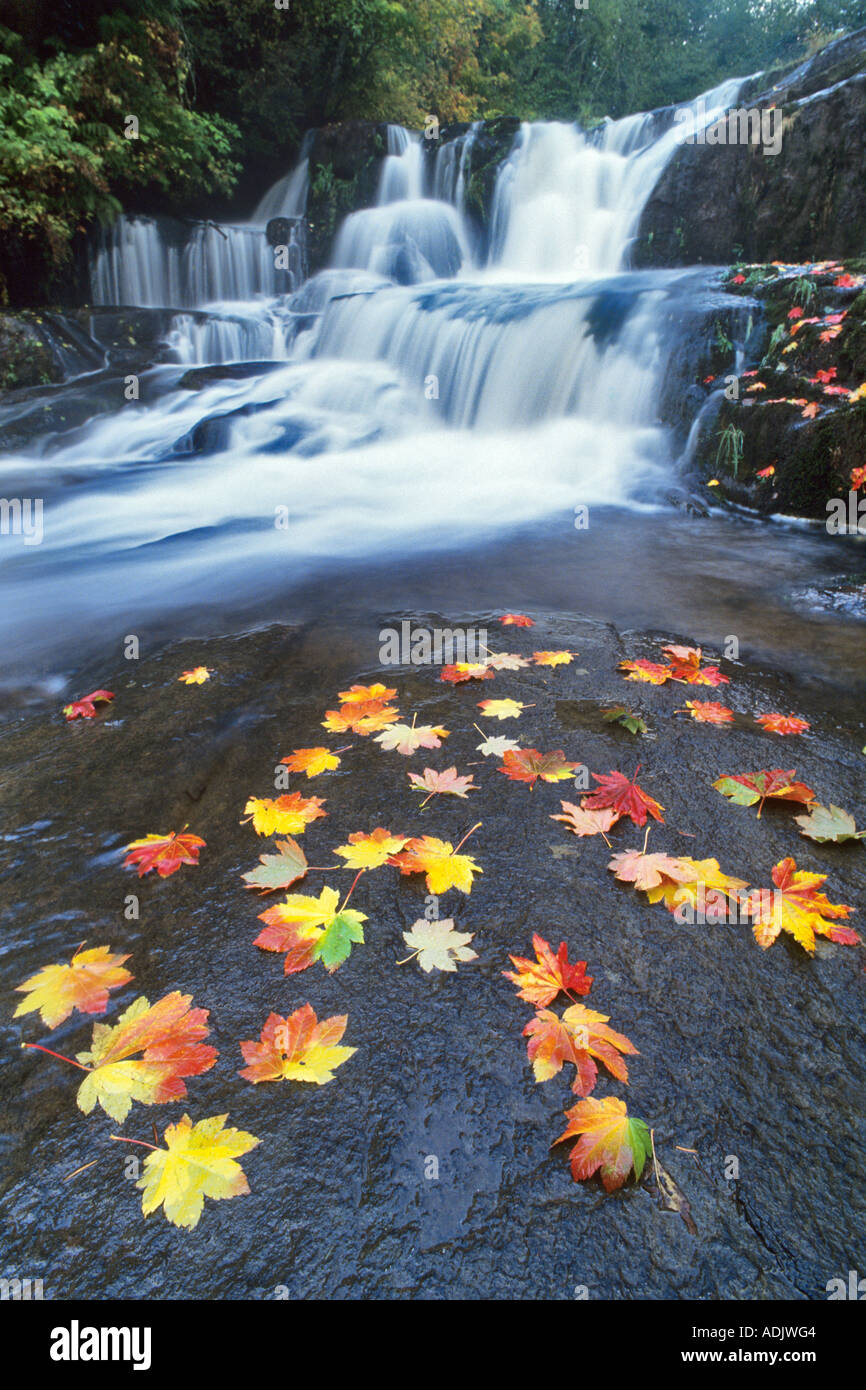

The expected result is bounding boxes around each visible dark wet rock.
[635,28,866,267]
[663,487,709,517]
[169,400,283,457]
[687,264,866,518]
[177,361,287,390]
[455,117,520,250]
[0,613,863,1297]
[305,122,390,272]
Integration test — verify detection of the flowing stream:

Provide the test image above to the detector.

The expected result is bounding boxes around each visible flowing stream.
[1,78,864,692]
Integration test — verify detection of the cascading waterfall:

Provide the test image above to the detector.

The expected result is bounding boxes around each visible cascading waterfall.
[0,76,753,666]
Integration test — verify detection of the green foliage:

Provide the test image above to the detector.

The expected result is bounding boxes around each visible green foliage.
[4,0,866,302]
[0,10,237,302]
[716,422,745,478]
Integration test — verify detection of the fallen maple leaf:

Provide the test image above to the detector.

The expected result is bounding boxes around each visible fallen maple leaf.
[584,769,664,827]
[255,885,367,973]
[484,652,531,671]
[682,700,735,725]
[550,801,617,839]
[63,689,114,721]
[334,828,408,869]
[787,306,804,320]
[608,848,693,893]
[524,1003,638,1096]
[241,837,310,893]
[794,803,866,844]
[852,466,866,490]
[239,1004,355,1085]
[14,946,132,1029]
[408,765,477,805]
[619,658,671,685]
[662,645,729,687]
[440,662,494,683]
[602,706,648,735]
[476,733,521,758]
[280,746,342,778]
[713,769,815,817]
[503,933,592,1007]
[123,830,206,878]
[32,993,218,1123]
[322,701,399,735]
[400,919,477,973]
[801,402,821,419]
[374,722,449,754]
[478,698,528,720]
[389,831,482,894]
[645,856,749,914]
[748,857,856,952]
[338,683,397,704]
[135,1113,258,1229]
[755,712,810,735]
[499,749,579,786]
[533,650,574,667]
[500,613,534,626]
[178,667,211,685]
[756,465,775,478]
[554,1096,651,1191]
[241,793,326,836]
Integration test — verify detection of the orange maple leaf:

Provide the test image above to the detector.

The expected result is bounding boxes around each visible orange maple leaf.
[524,1003,638,1096]
[682,699,735,724]
[280,746,342,777]
[239,1004,355,1085]
[322,701,399,734]
[755,712,810,736]
[554,1096,651,1191]
[503,934,593,1007]
[500,613,534,626]
[499,748,579,786]
[747,857,857,953]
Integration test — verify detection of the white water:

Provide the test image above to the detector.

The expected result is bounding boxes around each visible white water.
[1,81,755,668]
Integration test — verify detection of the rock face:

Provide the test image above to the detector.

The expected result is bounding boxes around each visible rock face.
[635,28,866,267]
[305,121,390,272]
[687,267,866,519]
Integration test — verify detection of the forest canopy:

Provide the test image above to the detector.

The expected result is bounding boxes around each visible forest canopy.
[0,0,864,302]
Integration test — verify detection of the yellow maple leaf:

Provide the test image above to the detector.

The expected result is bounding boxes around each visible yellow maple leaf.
[178,667,212,685]
[14,946,132,1029]
[477,698,527,720]
[533,651,574,667]
[241,794,326,836]
[334,828,408,869]
[136,1113,259,1229]
[389,836,482,894]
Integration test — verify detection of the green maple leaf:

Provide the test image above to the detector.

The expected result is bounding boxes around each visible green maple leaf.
[311,910,366,972]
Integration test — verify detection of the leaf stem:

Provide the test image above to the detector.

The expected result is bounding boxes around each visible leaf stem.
[21,1042,90,1071]
[453,822,482,854]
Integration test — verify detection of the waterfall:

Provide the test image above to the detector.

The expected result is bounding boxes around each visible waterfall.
[2,74,754,665]
[91,216,304,309]
[488,78,745,277]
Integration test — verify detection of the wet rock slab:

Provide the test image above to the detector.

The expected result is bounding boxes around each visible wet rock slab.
[0,614,863,1299]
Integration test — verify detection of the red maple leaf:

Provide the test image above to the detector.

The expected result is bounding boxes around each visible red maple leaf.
[63,690,114,721]
[583,769,664,827]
